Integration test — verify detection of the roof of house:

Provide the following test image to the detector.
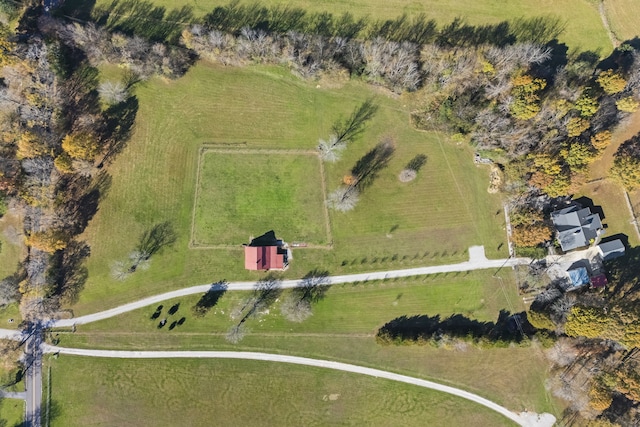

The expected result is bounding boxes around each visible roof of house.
[598,239,626,261]
[551,205,603,252]
[244,246,284,271]
[567,267,590,288]
[591,274,608,288]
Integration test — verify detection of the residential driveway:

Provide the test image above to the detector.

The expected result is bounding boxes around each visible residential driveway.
[0,390,26,399]
[42,345,556,427]
[53,247,530,327]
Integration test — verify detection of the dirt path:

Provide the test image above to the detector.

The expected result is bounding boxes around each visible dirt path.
[42,345,556,427]
[598,0,618,49]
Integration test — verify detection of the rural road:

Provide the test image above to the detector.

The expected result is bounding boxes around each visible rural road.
[42,345,555,427]
[53,247,530,327]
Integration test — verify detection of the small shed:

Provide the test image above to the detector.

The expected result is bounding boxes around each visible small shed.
[567,267,590,289]
[598,239,626,261]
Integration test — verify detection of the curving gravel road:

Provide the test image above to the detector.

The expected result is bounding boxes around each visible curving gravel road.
[53,249,529,327]
[42,345,555,427]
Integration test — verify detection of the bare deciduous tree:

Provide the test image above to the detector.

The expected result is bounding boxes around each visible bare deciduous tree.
[98,81,128,105]
[326,186,359,212]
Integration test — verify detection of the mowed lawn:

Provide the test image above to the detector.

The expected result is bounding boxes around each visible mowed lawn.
[0,398,23,427]
[74,62,508,315]
[92,0,611,54]
[54,271,560,414]
[47,356,516,427]
[603,0,640,42]
[193,150,328,246]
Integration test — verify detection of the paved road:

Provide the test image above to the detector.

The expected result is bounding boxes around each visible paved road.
[0,328,22,340]
[24,325,43,427]
[54,249,530,327]
[42,345,555,427]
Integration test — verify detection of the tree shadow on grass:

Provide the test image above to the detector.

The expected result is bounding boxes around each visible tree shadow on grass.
[376,310,532,344]
[192,281,228,317]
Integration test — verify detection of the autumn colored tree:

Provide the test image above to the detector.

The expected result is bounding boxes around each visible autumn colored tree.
[527,309,555,331]
[53,153,74,174]
[566,117,590,137]
[574,93,599,118]
[597,69,627,95]
[591,131,612,151]
[610,153,640,191]
[25,229,68,253]
[512,223,552,247]
[16,131,46,159]
[616,96,639,113]
[588,382,613,412]
[61,132,100,160]
[561,142,596,172]
[509,74,546,120]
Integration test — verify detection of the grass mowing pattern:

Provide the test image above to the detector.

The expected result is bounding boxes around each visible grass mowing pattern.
[192,149,328,246]
[48,356,516,427]
[603,0,640,42]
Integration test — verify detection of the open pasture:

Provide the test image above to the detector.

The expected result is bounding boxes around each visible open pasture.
[47,356,517,427]
[73,62,507,314]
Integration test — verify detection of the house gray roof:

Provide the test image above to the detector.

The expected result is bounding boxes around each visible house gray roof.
[551,205,603,252]
[598,239,626,261]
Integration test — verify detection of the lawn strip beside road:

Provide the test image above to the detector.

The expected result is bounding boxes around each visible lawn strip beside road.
[54,256,528,327]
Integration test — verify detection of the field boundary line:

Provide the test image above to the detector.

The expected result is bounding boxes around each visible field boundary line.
[189,145,332,249]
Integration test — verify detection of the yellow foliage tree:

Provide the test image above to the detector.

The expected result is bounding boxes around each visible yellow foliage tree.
[561,142,596,171]
[61,132,100,160]
[54,153,74,174]
[588,383,613,412]
[509,74,546,120]
[527,310,555,331]
[0,25,16,67]
[610,154,640,191]
[597,69,627,95]
[25,229,68,253]
[16,131,46,159]
[567,117,590,137]
[575,94,599,118]
[616,96,640,113]
[591,131,612,151]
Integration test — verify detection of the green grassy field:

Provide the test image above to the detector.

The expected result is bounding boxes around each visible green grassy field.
[603,0,640,43]
[193,149,328,246]
[72,62,507,315]
[53,270,560,414]
[0,398,23,427]
[47,356,518,427]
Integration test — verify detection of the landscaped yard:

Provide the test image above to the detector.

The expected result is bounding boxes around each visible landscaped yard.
[192,149,328,246]
[47,356,518,427]
[71,62,508,315]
